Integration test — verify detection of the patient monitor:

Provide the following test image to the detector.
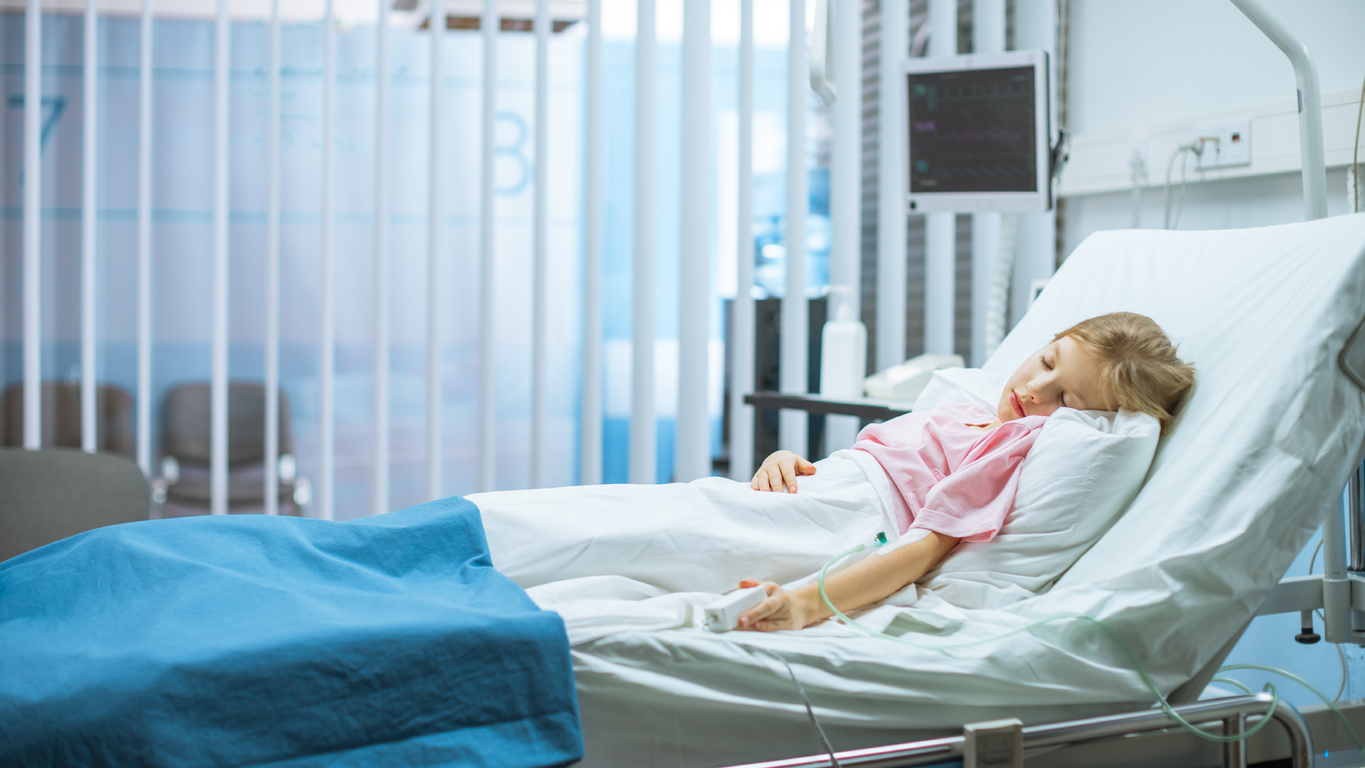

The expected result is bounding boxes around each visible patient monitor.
[863,353,965,401]
[904,49,1052,213]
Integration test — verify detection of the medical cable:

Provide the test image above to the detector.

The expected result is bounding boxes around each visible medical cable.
[1220,663,1365,754]
[815,545,1287,745]
[1353,72,1364,214]
[1164,140,1208,230]
[753,646,843,768]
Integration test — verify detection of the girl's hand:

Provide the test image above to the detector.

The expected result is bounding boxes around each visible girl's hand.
[751,450,816,493]
[735,579,815,632]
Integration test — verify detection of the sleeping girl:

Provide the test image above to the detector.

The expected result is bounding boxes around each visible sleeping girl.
[734,311,1195,632]
[473,312,1193,632]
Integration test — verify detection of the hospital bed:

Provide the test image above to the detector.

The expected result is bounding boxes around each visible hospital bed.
[537,213,1365,767]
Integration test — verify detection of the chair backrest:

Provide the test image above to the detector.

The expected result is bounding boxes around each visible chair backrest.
[0,448,149,562]
[2,383,135,457]
[160,382,294,467]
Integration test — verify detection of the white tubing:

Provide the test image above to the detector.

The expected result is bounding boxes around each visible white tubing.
[826,0,862,454]
[630,0,656,485]
[729,0,755,483]
[676,0,710,483]
[373,0,390,516]
[210,0,230,516]
[82,0,97,454]
[923,0,955,357]
[477,0,497,492]
[581,0,604,485]
[531,0,550,488]
[265,0,281,515]
[137,0,151,475]
[876,0,907,372]
[23,0,40,450]
[319,0,337,519]
[780,0,808,455]
[425,0,445,501]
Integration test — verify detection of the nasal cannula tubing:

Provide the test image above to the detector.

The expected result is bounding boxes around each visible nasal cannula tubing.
[814,543,1365,750]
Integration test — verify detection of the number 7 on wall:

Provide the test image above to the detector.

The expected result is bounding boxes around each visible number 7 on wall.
[6,94,67,188]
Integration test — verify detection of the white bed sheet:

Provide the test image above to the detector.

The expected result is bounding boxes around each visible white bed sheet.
[481,214,1365,768]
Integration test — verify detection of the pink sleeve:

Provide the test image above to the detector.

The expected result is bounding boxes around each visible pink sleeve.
[907,421,1041,543]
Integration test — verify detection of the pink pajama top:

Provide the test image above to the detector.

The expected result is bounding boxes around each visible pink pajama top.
[852,402,1047,542]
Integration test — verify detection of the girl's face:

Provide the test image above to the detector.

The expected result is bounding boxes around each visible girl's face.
[997,336,1119,424]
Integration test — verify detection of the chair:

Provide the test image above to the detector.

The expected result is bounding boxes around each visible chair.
[2,382,136,457]
[0,448,150,562]
[153,382,310,516]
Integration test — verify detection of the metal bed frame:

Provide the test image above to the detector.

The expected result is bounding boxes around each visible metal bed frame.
[727,693,1312,768]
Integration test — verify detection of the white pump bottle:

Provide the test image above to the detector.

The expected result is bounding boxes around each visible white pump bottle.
[819,286,867,399]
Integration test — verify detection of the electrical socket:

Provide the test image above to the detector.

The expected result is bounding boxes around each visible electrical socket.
[1192,120,1251,170]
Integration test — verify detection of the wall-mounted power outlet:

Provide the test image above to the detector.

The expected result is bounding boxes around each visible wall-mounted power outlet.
[1192,121,1251,170]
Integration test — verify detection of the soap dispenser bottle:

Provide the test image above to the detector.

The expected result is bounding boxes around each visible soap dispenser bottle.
[819,285,867,399]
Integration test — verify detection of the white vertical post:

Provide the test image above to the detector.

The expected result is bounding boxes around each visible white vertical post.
[530,0,550,488]
[137,0,152,475]
[477,0,498,492]
[676,0,710,483]
[319,0,337,519]
[265,0,281,515]
[969,0,1004,367]
[630,0,656,484]
[729,0,755,483]
[580,0,604,485]
[924,0,956,356]
[373,0,390,516]
[1010,0,1056,328]
[81,0,97,454]
[210,0,230,516]
[780,0,808,455]
[826,0,861,453]
[425,0,445,501]
[876,0,907,372]
[23,0,41,450]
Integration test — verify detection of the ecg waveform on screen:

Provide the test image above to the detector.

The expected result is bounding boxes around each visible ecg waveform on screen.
[907,65,1038,195]
[915,128,1027,143]
[918,164,1031,181]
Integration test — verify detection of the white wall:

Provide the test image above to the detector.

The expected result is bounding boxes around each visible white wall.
[1061,0,1365,713]
[1062,0,1365,260]
[1066,0,1365,137]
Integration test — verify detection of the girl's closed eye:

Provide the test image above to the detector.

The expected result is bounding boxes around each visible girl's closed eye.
[1039,353,1067,407]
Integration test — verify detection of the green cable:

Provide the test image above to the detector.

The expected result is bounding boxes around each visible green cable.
[1219,663,1365,754]
[816,545,1282,744]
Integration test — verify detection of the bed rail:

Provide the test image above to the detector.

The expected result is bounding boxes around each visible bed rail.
[722,693,1310,768]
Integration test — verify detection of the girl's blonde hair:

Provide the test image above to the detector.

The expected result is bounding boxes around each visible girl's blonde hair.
[1054,312,1195,434]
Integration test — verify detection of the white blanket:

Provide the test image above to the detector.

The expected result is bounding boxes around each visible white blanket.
[473,450,925,647]
[478,214,1365,768]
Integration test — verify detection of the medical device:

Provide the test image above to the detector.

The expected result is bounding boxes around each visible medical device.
[704,586,769,633]
[903,50,1053,213]
[862,353,964,401]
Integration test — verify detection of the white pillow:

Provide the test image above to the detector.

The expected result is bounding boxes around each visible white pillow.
[911,368,1160,609]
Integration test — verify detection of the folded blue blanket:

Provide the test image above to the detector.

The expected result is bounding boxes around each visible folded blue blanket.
[0,497,582,767]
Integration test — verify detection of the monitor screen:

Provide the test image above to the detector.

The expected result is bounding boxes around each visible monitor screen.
[907,66,1036,194]
[902,50,1050,213]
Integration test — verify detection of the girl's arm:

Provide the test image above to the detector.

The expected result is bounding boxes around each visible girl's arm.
[737,531,960,631]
